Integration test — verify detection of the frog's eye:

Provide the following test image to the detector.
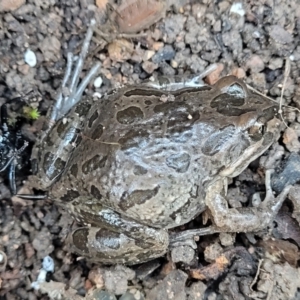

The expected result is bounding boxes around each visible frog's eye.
[225,83,247,98]
[248,121,265,141]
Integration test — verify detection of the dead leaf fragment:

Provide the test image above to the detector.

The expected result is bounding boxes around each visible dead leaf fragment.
[190,255,229,280]
[0,0,25,12]
[110,0,167,34]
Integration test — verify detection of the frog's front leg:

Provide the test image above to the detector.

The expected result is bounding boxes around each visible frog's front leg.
[66,198,169,265]
[49,19,101,124]
[206,170,291,232]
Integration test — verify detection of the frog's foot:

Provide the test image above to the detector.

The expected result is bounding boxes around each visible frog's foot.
[206,170,291,233]
[143,64,218,91]
[50,19,101,124]
[67,200,169,265]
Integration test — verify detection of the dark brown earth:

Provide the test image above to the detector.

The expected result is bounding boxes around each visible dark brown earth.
[1,0,300,299]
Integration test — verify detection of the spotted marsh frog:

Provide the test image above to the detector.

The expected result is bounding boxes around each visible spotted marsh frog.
[27,21,290,265]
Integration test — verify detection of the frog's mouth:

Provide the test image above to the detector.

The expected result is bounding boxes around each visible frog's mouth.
[220,117,281,178]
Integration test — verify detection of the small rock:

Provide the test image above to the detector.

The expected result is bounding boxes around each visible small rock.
[245,54,265,73]
[18,63,30,75]
[231,67,246,78]
[94,76,103,88]
[171,245,195,264]
[91,290,117,300]
[107,39,134,62]
[142,61,158,74]
[204,241,223,262]
[269,25,293,45]
[152,42,164,51]
[103,265,135,296]
[268,57,283,70]
[39,36,61,62]
[119,292,136,300]
[230,3,245,16]
[213,20,221,32]
[24,49,37,67]
[283,127,300,153]
[159,62,175,76]
[42,256,54,272]
[147,270,188,300]
[249,72,266,91]
[187,281,207,300]
[170,59,178,68]
[152,45,175,64]
[143,50,155,61]
[272,152,300,193]
[219,233,236,247]
[205,63,224,85]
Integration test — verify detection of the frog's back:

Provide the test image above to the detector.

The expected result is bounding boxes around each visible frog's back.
[51,86,220,229]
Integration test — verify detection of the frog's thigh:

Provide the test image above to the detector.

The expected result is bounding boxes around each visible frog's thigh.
[206,171,291,232]
[68,200,169,264]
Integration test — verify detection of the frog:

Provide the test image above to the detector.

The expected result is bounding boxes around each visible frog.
[25,20,291,265]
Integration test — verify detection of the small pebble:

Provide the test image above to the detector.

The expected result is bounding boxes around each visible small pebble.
[93,92,102,98]
[24,49,37,67]
[119,292,136,300]
[43,256,54,272]
[230,3,245,16]
[92,290,117,300]
[94,76,103,88]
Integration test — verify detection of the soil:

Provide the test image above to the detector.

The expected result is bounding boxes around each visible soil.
[1,0,300,299]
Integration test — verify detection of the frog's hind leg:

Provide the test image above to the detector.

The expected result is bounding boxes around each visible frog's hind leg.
[205,170,291,233]
[50,19,101,124]
[67,199,169,265]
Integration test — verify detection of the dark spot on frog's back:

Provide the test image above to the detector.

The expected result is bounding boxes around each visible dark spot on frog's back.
[88,110,99,128]
[117,106,144,124]
[133,165,148,175]
[91,185,103,200]
[119,186,160,210]
[82,155,107,174]
[70,164,78,177]
[166,152,191,173]
[91,124,104,140]
[72,228,89,252]
[61,189,80,202]
[119,129,149,151]
[153,101,188,115]
[56,121,69,137]
[75,100,92,117]
[124,89,165,97]
[43,152,67,180]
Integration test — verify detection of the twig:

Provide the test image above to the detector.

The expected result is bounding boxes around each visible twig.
[250,259,263,291]
[278,58,290,127]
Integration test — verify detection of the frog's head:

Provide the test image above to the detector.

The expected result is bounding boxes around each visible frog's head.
[202,75,282,178]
